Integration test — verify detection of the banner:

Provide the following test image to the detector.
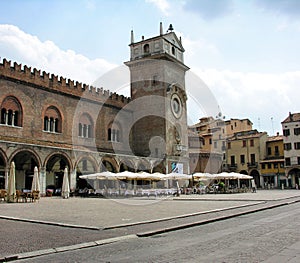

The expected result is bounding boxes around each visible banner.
[171,162,183,174]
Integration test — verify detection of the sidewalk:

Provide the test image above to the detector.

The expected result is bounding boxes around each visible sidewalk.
[1,190,300,228]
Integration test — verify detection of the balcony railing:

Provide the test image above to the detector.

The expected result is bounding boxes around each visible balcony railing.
[223,163,237,172]
[247,162,258,168]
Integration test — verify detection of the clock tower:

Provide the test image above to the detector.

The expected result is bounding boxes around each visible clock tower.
[125,23,190,174]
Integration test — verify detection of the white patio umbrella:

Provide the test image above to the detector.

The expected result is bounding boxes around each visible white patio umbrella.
[61,167,70,199]
[31,166,40,194]
[7,161,16,203]
[164,172,192,180]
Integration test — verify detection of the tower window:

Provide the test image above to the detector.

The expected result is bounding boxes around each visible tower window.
[143,44,150,54]
[171,46,175,55]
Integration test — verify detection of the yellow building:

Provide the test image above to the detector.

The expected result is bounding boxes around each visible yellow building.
[260,133,284,188]
[225,130,268,188]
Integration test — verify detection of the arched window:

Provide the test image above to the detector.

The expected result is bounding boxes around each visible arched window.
[108,122,121,142]
[78,113,94,138]
[44,106,62,133]
[0,96,22,127]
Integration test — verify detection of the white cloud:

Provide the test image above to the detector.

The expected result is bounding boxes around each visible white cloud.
[1,24,299,136]
[146,0,170,16]
[190,68,300,135]
[0,24,116,85]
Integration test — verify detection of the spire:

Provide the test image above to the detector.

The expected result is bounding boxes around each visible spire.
[160,22,163,35]
[131,30,134,44]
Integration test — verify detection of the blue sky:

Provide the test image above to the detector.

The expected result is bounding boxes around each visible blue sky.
[1,0,300,135]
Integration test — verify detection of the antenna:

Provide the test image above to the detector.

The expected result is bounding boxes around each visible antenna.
[258,117,261,131]
[271,117,274,135]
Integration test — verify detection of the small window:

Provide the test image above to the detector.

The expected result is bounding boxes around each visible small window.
[250,154,256,164]
[240,155,245,164]
[283,129,290,136]
[294,142,300,150]
[250,139,254,147]
[285,157,291,166]
[152,75,158,86]
[267,163,272,169]
[267,147,272,155]
[171,46,175,55]
[284,143,292,150]
[242,140,246,147]
[275,146,279,156]
[295,128,300,135]
[227,142,231,149]
[261,163,265,169]
[143,44,150,54]
[230,155,235,165]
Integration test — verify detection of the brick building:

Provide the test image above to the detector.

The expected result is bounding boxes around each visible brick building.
[0,23,190,194]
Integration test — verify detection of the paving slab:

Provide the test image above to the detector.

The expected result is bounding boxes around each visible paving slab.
[1,190,300,228]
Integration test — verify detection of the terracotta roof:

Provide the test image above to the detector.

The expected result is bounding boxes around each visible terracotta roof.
[267,135,283,142]
[282,112,300,123]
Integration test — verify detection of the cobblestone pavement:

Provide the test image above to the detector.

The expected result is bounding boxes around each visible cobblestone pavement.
[1,190,300,261]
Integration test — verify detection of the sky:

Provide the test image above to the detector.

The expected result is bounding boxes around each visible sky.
[1,0,300,135]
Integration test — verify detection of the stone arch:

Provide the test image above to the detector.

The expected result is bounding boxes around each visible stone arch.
[288,168,300,188]
[101,157,118,172]
[119,159,135,172]
[250,169,260,188]
[44,152,72,194]
[75,154,98,189]
[9,148,41,190]
[136,159,151,172]
[152,162,165,173]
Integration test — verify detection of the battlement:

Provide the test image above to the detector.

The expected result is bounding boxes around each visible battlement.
[0,58,131,106]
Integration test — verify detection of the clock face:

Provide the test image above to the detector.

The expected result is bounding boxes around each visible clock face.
[171,94,182,118]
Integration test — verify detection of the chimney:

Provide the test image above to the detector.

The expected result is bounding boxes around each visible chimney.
[130,30,134,44]
[289,112,293,121]
[160,22,163,35]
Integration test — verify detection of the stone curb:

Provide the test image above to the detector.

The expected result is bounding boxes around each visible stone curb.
[173,195,300,202]
[103,201,265,229]
[136,198,300,237]
[0,235,137,262]
[0,215,101,231]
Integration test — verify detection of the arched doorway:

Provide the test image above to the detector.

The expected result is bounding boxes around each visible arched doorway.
[250,169,261,188]
[12,150,39,190]
[46,154,70,194]
[76,158,97,189]
[289,168,300,188]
